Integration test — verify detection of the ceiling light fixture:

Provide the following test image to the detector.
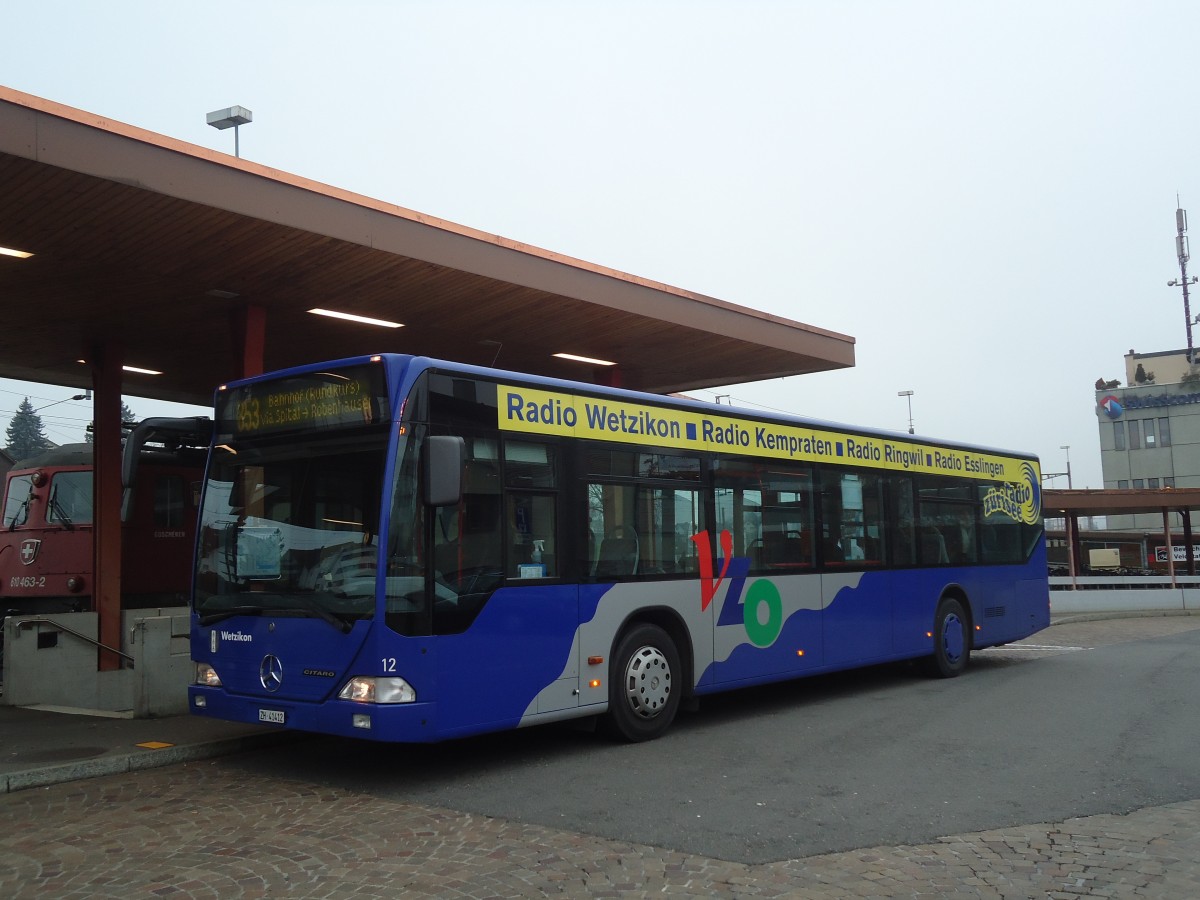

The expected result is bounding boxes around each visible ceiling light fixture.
[123,365,163,376]
[554,352,617,367]
[308,308,404,329]
[0,246,34,259]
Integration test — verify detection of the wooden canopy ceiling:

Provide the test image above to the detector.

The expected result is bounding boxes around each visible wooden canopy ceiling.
[0,87,855,407]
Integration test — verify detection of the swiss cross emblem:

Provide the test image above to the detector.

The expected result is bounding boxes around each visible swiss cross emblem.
[20,538,41,566]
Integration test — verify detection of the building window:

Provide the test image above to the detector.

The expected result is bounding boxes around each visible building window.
[1114,421,1126,451]
[1128,420,1141,450]
[1133,478,1145,489]
[1159,417,1172,448]
[1144,419,1156,447]
[1165,477,1176,488]
[1117,480,1129,489]
[1149,477,1160,489]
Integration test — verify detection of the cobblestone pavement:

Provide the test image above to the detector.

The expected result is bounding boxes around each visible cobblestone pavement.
[3,615,1199,898]
[1,757,1198,898]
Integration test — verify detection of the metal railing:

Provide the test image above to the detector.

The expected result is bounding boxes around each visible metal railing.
[11,617,134,665]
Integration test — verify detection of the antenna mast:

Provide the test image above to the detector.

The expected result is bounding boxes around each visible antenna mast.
[1169,198,1199,363]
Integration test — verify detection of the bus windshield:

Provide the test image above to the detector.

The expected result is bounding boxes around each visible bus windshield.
[194,429,389,628]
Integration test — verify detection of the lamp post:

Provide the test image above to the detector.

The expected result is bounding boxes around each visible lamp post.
[206,106,253,158]
[897,390,914,434]
[34,392,89,414]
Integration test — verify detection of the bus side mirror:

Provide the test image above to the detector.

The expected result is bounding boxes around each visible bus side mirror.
[423,435,465,507]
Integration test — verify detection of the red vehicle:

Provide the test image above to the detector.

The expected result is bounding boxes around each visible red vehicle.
[0,418,211,616]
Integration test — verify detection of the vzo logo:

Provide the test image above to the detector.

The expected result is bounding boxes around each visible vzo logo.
[690,530,784,648]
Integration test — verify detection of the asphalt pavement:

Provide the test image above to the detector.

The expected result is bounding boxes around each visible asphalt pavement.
[3,612,1200,897]
[0,609,1188,796]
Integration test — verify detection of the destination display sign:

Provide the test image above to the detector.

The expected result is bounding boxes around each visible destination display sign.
[217,363,390,440]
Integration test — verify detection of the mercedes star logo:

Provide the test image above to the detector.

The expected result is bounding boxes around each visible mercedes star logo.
[259,654,284,692]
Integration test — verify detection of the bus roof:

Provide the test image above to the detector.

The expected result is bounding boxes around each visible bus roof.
[222,353,1039,464]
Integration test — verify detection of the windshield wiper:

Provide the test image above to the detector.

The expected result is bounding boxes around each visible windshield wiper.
[289,597,352,634]
[48,486,74,530]
[6,498,28,530]
[199,605,266,627]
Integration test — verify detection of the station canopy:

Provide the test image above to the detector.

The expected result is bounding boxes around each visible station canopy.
[1042,488,1200,518]
[0,86,854,408]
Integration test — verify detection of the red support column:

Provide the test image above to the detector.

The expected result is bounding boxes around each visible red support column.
[1066,513,1079,589]
[229,303,266,379]
[1163,509,1176,588]
[595,366,622,388]
[91,343,124,671]
[1184,509,1194,577]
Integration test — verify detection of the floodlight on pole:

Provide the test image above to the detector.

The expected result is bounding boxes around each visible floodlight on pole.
[206,105,253,158]
[897,390,914,434]
[34,392,90,413]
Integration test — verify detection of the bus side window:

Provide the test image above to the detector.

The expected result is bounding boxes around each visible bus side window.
[585,449,703,580]
[716,457,812,574]
[588,482,638,579]
[507,492,557,577]
[822,470,886,566]
[915,478,980,566]
[504,440,558,579]
[889,476,917,566]
[426,437,504,635]
[442,443,502,589]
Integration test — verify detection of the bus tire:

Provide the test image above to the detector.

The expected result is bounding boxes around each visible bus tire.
[929,597,970,678]
[603,623,681,742]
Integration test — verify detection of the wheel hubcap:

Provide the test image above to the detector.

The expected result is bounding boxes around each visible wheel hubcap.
[624,645,672,719]
[942,613,965,663]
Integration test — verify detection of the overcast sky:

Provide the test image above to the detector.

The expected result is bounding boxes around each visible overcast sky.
[4,1,1200,488]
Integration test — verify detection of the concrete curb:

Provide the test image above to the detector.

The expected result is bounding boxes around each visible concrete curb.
[1,729,295,795]
[1050,608,1200,626]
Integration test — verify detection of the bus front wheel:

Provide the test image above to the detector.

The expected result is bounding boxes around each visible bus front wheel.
[603,623,681,742]
[929,597,970,678]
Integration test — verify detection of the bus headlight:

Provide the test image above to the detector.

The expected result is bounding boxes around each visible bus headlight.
[338,676,416,704]
[194,661,222,686]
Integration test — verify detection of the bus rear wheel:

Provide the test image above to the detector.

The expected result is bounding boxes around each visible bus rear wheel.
[603,623,681,742]
[929,597,970,678]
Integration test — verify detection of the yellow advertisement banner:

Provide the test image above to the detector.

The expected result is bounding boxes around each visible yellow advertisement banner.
[497,384,1040,486]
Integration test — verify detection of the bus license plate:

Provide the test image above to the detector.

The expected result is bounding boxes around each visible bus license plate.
[258,709,285,724]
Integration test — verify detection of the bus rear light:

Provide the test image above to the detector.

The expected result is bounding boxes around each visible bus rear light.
[194,662,222,686]
[338,676,416,704]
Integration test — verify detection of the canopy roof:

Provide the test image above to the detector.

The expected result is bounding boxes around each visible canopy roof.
[1042,488,1200,516]
[0,86,855,407]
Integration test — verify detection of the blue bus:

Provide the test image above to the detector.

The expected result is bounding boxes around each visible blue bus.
[189,354,1048,742]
